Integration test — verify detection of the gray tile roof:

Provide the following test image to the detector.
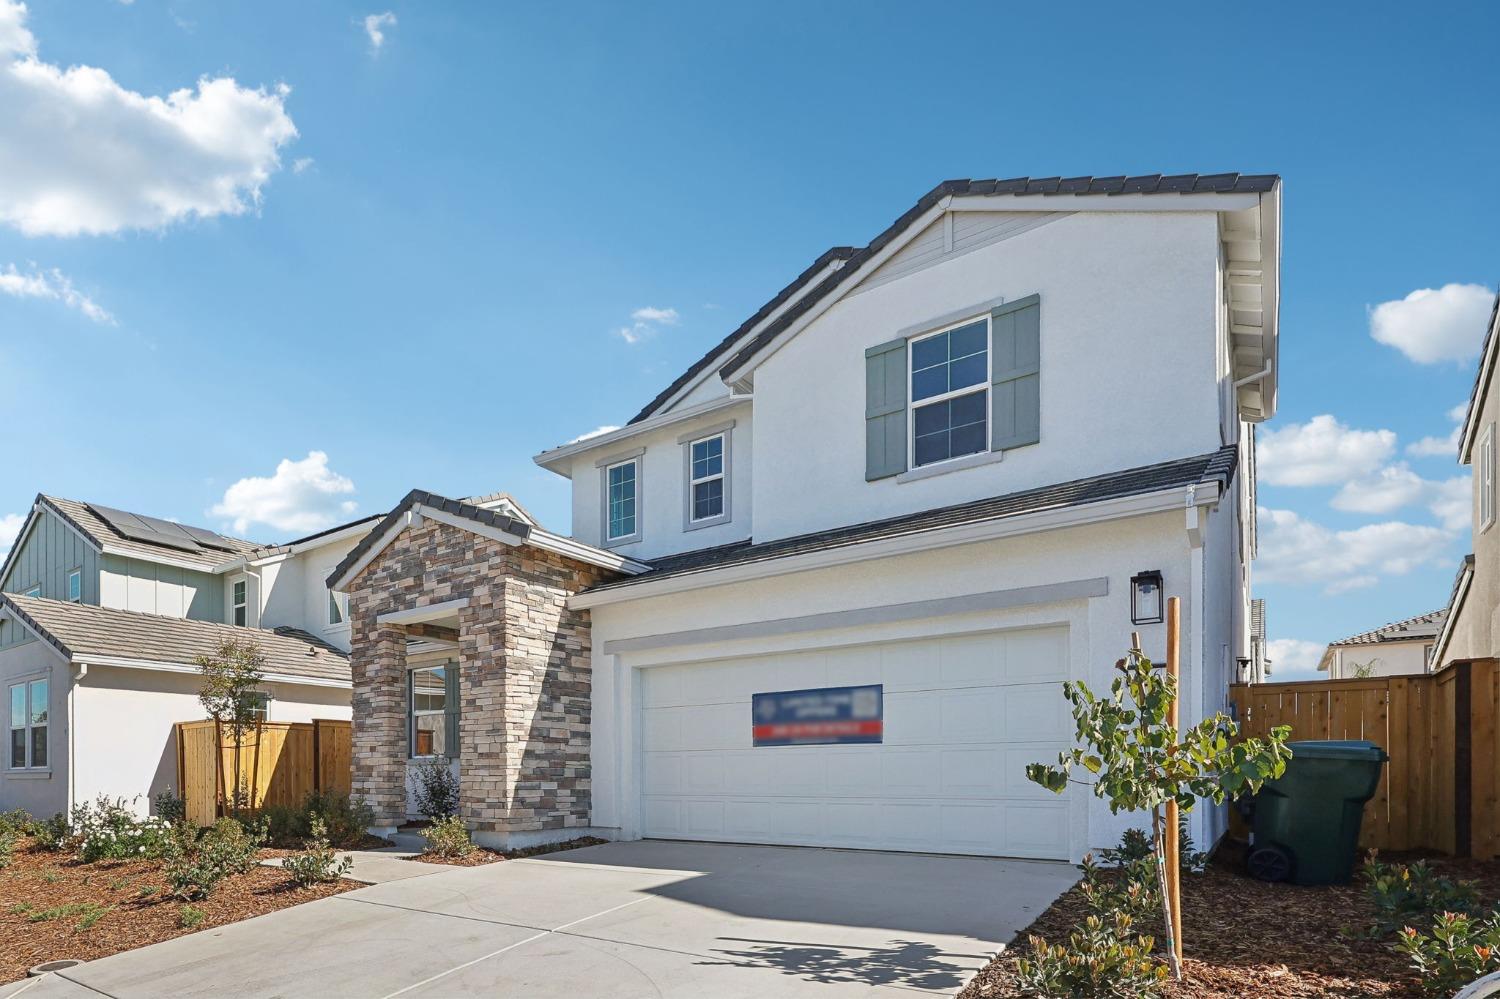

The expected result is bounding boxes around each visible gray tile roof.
[628,174,1278,424]
[242,514,385,560]
[326,489,533,589]
[41,495,261,571]
[2,594,350,685]
[585,445,1238,594]
[1329,609,1448,648]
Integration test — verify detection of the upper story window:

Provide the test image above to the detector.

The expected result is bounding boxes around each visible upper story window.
[1482,423,1496,533]
[22,585,39,598]
[8,677,47,770]
[604,458,641,545]
[328,589,347,626]
[910,317,989,467]
[232,579,247,626]
[67,569,81,603]
[681,426,733,531]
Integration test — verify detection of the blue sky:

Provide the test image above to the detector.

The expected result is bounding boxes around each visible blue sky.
[1,0,1497,679]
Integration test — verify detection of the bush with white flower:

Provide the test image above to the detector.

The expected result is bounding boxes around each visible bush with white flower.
[71,795,175,863]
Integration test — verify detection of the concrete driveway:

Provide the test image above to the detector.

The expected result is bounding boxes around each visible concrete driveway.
[3,840,1077,999]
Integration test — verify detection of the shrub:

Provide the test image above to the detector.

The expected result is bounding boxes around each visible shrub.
[412,756,460,819]
[153,790,186,825]
[1097,823,1206,876]
[178,905,206,929]
[0,829,15,869]
[71,795,173,863]
[0,808,34,836]
[31,813,70,852]
[281,817,353,887]
[302,791,374,849]
[1078,854,1160,928]
[1014,911,1169,998]
[260,804,307,848]
[165,817,263,900]
[1395,910,1500,996]
[423,815,475,858]
[1363,852,1482,937]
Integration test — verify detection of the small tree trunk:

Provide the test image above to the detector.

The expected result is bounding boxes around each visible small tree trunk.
[1152,808,1183,981]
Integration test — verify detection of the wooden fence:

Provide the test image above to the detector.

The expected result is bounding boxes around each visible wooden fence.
[175,718,352,827]
[1230,659,1500,859]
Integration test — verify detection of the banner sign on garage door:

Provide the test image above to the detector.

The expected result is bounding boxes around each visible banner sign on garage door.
[751,685,883,747]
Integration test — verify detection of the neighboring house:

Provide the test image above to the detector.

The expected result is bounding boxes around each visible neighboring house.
[1318,610,1446,679]
[1242,597,1271,683]
[332,173,1282,862]
[0,494,378,817]
[1434,288,1500,669]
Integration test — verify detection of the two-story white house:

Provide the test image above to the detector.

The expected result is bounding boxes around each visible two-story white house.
[0,494,380,817]
[331,173,1281,862]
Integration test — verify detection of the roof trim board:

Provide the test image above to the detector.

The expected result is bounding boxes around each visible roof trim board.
[75,654,352,689]
[1458,288,1500,464]
[534,395,750,472]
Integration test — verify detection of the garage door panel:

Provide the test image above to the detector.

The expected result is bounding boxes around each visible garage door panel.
[638,626,1071,859]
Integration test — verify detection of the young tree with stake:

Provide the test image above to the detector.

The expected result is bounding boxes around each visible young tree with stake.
[197,639,268,817]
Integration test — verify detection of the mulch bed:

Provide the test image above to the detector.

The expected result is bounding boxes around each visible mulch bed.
[959,847,1500,998]
[0,837,358,985]
[408,835,610,867]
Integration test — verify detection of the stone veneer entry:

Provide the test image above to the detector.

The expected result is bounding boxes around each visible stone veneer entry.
[345,516,614,847]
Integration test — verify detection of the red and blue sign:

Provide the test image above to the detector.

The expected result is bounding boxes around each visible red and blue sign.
[752,684,884,747]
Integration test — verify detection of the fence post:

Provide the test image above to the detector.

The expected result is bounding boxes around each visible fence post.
[312,720,322,792]
[1455,661,1473,858]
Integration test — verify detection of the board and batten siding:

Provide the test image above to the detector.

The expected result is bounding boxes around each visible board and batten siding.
[99,555,219,621]
[0,509,99,649]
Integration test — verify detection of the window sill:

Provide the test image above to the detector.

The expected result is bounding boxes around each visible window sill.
[4,769,52,780]
[896,448,1004,483]
[684,514,731,533]
[601,534,642,550]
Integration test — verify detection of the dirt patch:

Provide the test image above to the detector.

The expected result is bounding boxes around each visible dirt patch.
[409,835,610,867]
[0,838,357,985]
[959,852,1500,998]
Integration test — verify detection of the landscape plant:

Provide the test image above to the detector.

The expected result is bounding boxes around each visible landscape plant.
[1395,910,1500,996]
[30,812,69,851]
[164,817,264,900]
[153,789,186,824]
[195,638,268,815]
[1026,643,1292,982]
[1014,911,1168,999]
[70,795,174,862]
[412,755,460,819]
[281,816,354,886]
[423,814,475,858]
[1362,852,1483,937]
[0,828,15,869]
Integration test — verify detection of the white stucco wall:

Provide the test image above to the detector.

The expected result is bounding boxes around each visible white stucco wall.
[72,667,349,817]
[749,211,1223,542]
[1327,642,1433,679]
[0,639,70,818]
[225,535,365,653]
[587,506,1230,863]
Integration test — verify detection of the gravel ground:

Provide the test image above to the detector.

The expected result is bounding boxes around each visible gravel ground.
[959,850,1500,998]
[0,837,357,985]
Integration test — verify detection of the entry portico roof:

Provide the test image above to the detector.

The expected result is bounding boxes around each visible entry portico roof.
[326,489,650,591]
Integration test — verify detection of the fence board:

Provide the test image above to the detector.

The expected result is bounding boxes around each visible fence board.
[176,718,352,824]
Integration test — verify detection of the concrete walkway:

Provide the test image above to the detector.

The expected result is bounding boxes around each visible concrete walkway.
[3,841,1077,999]
[260,832,452,885]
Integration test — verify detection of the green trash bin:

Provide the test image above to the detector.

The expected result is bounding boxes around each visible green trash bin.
[1246,739,1389,886]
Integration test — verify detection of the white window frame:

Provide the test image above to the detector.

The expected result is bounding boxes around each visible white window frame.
[907,313,992,470]
[599,453,643,547]
[66,568,82,603]
[327,589,348,629]
[231,577,248,627]
[680,424,732,531]
[7,674,48,772]
[407,663,454,760]
[1481,423,1496,533]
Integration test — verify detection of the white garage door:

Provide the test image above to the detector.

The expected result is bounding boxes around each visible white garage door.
[639,626,1071,859]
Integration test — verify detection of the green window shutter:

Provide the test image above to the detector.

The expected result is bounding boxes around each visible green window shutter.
[444,665,460,759]
[865,338,908,480]
[991,295,1041,450]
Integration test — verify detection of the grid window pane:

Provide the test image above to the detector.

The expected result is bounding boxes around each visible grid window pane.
[693,478,724,520]
[912,388,988,467]
[691,437,722,480]
[410,666,451,757]
[911,320,989,403]
[608,462,638,538]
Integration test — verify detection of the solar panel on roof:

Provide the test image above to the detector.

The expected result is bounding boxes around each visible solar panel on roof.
[179,524,239,552]
[87,504,238,555]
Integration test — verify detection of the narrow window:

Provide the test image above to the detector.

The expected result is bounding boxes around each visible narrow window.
[328,590,346,626]
[232,579,247,627]
[8,678,46,769]
[689,434,725,522]
[67,569,82,603]
[910,317,989,467]
[409,665,454,758]
[1482,424,1496,532]
[22,585,40,598]
[606,459,639,541]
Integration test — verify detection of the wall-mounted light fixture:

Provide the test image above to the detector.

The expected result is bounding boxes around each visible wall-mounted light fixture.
[1130,570,1164,625]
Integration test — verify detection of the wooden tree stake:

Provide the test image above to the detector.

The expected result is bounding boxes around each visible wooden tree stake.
[1165,596,1184,966]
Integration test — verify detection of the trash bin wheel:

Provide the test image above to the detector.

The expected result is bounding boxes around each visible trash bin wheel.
[1247,844,1294,883]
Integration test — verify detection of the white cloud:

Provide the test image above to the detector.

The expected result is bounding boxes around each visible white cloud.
[1267,638,1326,680]
[0,264,113,323]
[292,157,314,174]
[1369,283,1494,364]
[210,451,357,535]
[1427,475,1473,532]
[1256,506,1452,594]
[1258,414,1396,486]
[567,425,619,444]
[1330,462,1428,515]
[1407,402,1470,458]
[616,305,680,345]
[0,0,297,238]
[363,12,396,52]
[0,512,24,562]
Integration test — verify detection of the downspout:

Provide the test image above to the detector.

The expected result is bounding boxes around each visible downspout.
[69,661,87,813]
